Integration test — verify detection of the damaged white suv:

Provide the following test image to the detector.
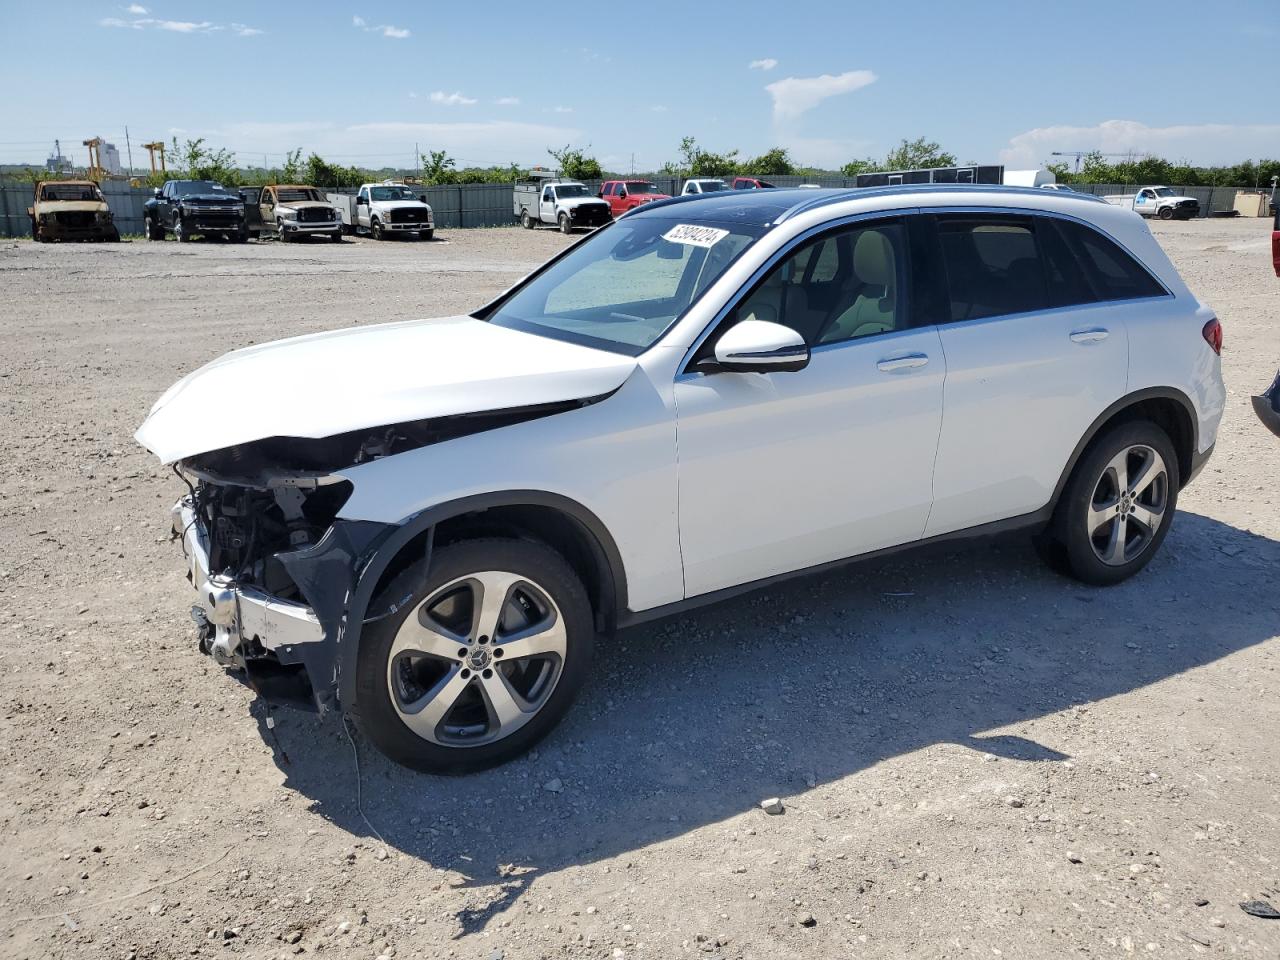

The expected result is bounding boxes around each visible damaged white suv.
[138,185,1224,773]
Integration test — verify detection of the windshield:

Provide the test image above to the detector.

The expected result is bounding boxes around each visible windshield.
[488,217,764,355]
[277,187,322,202]
[698,180,728,192]
[41,184,102,201]
[1152,187,1177,197]
[370,186,420,201]
[554,184,590,198]
[172,181,228,196]
[625,182,660,194]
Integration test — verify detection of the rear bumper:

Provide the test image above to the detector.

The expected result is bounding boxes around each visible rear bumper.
[1185,442,1216,486]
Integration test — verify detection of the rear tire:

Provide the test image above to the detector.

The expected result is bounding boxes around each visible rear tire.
[1036,420,1179,586]
[521,209,534,230]
[351,538,594,774]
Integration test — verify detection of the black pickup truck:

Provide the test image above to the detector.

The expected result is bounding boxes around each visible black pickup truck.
[143,180,248,242]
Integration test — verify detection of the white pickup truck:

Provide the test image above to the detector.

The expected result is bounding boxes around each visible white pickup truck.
[513,178,612,233]
[1103,185,1200,221]
[353,182,434,240]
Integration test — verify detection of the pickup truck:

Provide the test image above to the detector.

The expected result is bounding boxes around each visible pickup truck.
[144,180,247,242]
[353,182,434,240]
[513,179,612,233]
[28,180,118,242]
[241,184,343,242]
[1103,185,1199,220]
[598,179,670,217]
[681,178,729,195]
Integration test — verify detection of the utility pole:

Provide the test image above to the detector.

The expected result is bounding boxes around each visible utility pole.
[415,142,420,179]
[125,126,134,176]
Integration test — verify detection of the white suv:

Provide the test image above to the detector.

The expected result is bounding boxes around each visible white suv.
[137,185,1225,772]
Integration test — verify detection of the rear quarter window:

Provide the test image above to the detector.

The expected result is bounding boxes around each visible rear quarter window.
[1053,219,1167,302]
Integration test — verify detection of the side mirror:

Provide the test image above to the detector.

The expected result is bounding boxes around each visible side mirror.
[618,189,628,198]
[355,196,366,205]
[708,320,810,374]
[419,194,428,203]
[153,188,162,198]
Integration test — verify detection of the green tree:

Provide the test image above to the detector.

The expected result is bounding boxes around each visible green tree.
[548,144,603,181]
[741,147,795,177]
[664,137,740,177]
[839,157,881,178]
[171,137,241,185]
[419,149,458,185]
[280,148,303,183]
[302,153,364,188]
[881,136,956,171]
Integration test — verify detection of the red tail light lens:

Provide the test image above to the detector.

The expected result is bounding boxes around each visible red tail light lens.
[1202,317,1222,355]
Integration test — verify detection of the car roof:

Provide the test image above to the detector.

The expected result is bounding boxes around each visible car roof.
[627,183,1120,227]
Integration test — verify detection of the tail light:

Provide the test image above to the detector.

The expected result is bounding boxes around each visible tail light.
[1202,317,1222,355]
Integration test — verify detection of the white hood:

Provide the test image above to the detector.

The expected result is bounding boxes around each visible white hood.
[135,316,636,464]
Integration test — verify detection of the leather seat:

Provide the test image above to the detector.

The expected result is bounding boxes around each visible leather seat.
[819,230,898,343]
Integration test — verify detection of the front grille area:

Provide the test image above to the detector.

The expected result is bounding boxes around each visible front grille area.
[389,207,428,224]
[55,211,95,227]
[298,208,334,223]
[573,205,611,226]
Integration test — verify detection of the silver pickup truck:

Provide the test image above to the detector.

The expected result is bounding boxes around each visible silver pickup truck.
[513,178,612,233]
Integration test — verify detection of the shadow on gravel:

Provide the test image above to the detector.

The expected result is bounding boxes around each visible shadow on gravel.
[257,510,1280,934]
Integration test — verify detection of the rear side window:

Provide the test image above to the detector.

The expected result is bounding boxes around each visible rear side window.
[1053,219,1167,302]
[935,217,1048,321]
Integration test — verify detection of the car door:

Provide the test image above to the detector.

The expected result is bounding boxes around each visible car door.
[1134,188,1154,216]
[239,186,264,235]
[355,187,370,229]
[540,186,556,224]
[157,183,174,228]
[674,215,946,597]
[922,212,1130,537]
[258,186,276,234]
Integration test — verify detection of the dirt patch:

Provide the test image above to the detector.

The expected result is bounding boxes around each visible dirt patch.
[1,220,1277,959]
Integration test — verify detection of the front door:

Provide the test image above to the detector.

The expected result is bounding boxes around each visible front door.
[539,186,556,224]
[674,217,945,597]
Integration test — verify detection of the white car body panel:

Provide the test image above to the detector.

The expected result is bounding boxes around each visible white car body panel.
[140,185,1226,620]
[134,316,636,464]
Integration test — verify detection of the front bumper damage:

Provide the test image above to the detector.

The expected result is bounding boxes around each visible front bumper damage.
[173,490,391,714]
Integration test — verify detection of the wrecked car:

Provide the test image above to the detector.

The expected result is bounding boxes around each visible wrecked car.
[137,185,1223,774]
[28,180,119,242]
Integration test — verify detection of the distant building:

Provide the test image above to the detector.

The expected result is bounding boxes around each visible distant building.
[46,139,73,174]
[101,141,123,175]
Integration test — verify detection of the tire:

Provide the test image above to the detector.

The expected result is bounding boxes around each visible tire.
[277,219,290,242]
[351,538,594,774]
[174,217,189,243]
[107,229,120,242]
[1037,420,1180,586]
[558,213,572,235]
[521,209,534,230]
[232,230,248,244]
[331,231,344,242]
[418,228,434,241]
[371,217,385,240]
[1157,206,1174,221]
[144,216,162,241]
[32,219,45,242]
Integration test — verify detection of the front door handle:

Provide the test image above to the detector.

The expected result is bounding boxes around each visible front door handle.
[877,354,929,372]
[1070,328,1110,343]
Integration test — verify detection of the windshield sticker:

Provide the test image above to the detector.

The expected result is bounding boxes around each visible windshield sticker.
[663,224,730,248]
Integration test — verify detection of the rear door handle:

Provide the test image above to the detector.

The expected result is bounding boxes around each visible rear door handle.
[876,354,929,372]
[1070,328,1109,343]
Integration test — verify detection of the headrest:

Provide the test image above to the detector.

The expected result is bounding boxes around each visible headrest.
[854,230,894,286]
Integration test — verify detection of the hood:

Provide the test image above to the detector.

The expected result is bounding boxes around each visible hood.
[178,193,241,203]
[277,200,335,211]
[135,316,636,464]
[559,196,610,210]
[371,198,430,209]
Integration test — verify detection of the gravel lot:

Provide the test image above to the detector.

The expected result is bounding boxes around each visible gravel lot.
[1,218,1278,960]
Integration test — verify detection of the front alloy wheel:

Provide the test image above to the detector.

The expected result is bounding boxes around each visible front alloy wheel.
[354,538,593,773]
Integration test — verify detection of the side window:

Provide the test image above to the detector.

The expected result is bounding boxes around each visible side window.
[729,221,907,347]
[935,217,1048,321]
[542,188,553,203]
[1055,219,1166,301]
[357,188,367,202]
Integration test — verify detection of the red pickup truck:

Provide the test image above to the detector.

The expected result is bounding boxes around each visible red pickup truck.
[598,180,671,217]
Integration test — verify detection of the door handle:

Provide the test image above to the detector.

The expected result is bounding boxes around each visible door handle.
[876,354,929,372]
[1069,328,1109,343]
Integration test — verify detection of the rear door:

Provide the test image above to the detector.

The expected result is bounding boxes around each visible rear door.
[922,212,1130,537]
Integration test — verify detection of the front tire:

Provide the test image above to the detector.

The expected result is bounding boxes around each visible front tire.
[558,212,572,235]
[352,538,594,774]
[174,217,189,242]
[418,228,434,241]
[1038,420,1179,586]
[371,217,385,240]
[1157,206,1174,221]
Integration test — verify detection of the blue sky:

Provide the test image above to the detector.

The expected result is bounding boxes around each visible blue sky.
[2,0,1275,173]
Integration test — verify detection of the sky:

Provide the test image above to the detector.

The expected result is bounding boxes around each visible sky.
[1,0,1276,175]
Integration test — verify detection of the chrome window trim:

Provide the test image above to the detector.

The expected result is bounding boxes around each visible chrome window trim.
[675,206,921,378]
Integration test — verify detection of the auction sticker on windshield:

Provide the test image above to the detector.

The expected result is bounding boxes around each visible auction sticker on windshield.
[663,224,730,248]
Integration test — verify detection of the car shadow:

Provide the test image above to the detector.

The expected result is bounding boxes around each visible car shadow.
[255,509,1280,935]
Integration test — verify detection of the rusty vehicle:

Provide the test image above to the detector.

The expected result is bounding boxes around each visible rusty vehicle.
[244,184,344,242]
[28,180,119,242]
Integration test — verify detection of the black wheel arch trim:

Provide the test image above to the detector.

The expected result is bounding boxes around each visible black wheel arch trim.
[332,490,628,711]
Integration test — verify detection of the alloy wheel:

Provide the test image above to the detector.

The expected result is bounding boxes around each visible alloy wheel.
[386,570,567,747]
[1087,444,1168,566]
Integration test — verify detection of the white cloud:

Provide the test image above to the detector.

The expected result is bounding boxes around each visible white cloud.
[352,15,409,38]
[127,3,148,13]
[765,69,877,122]
[99,13,262,34]
[429,91,477,107]
[494,97,520,106]
[749,58,778,71]
[551,106,573,114]
[1001,119,1280,168]
[651,105,668,113]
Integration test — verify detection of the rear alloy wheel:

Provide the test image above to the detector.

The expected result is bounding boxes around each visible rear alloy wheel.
[558,212,572,235]
[1038,420,1179,586]
[353,538,593,773]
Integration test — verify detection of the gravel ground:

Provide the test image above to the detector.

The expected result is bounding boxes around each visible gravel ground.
[1,219,1278,960]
